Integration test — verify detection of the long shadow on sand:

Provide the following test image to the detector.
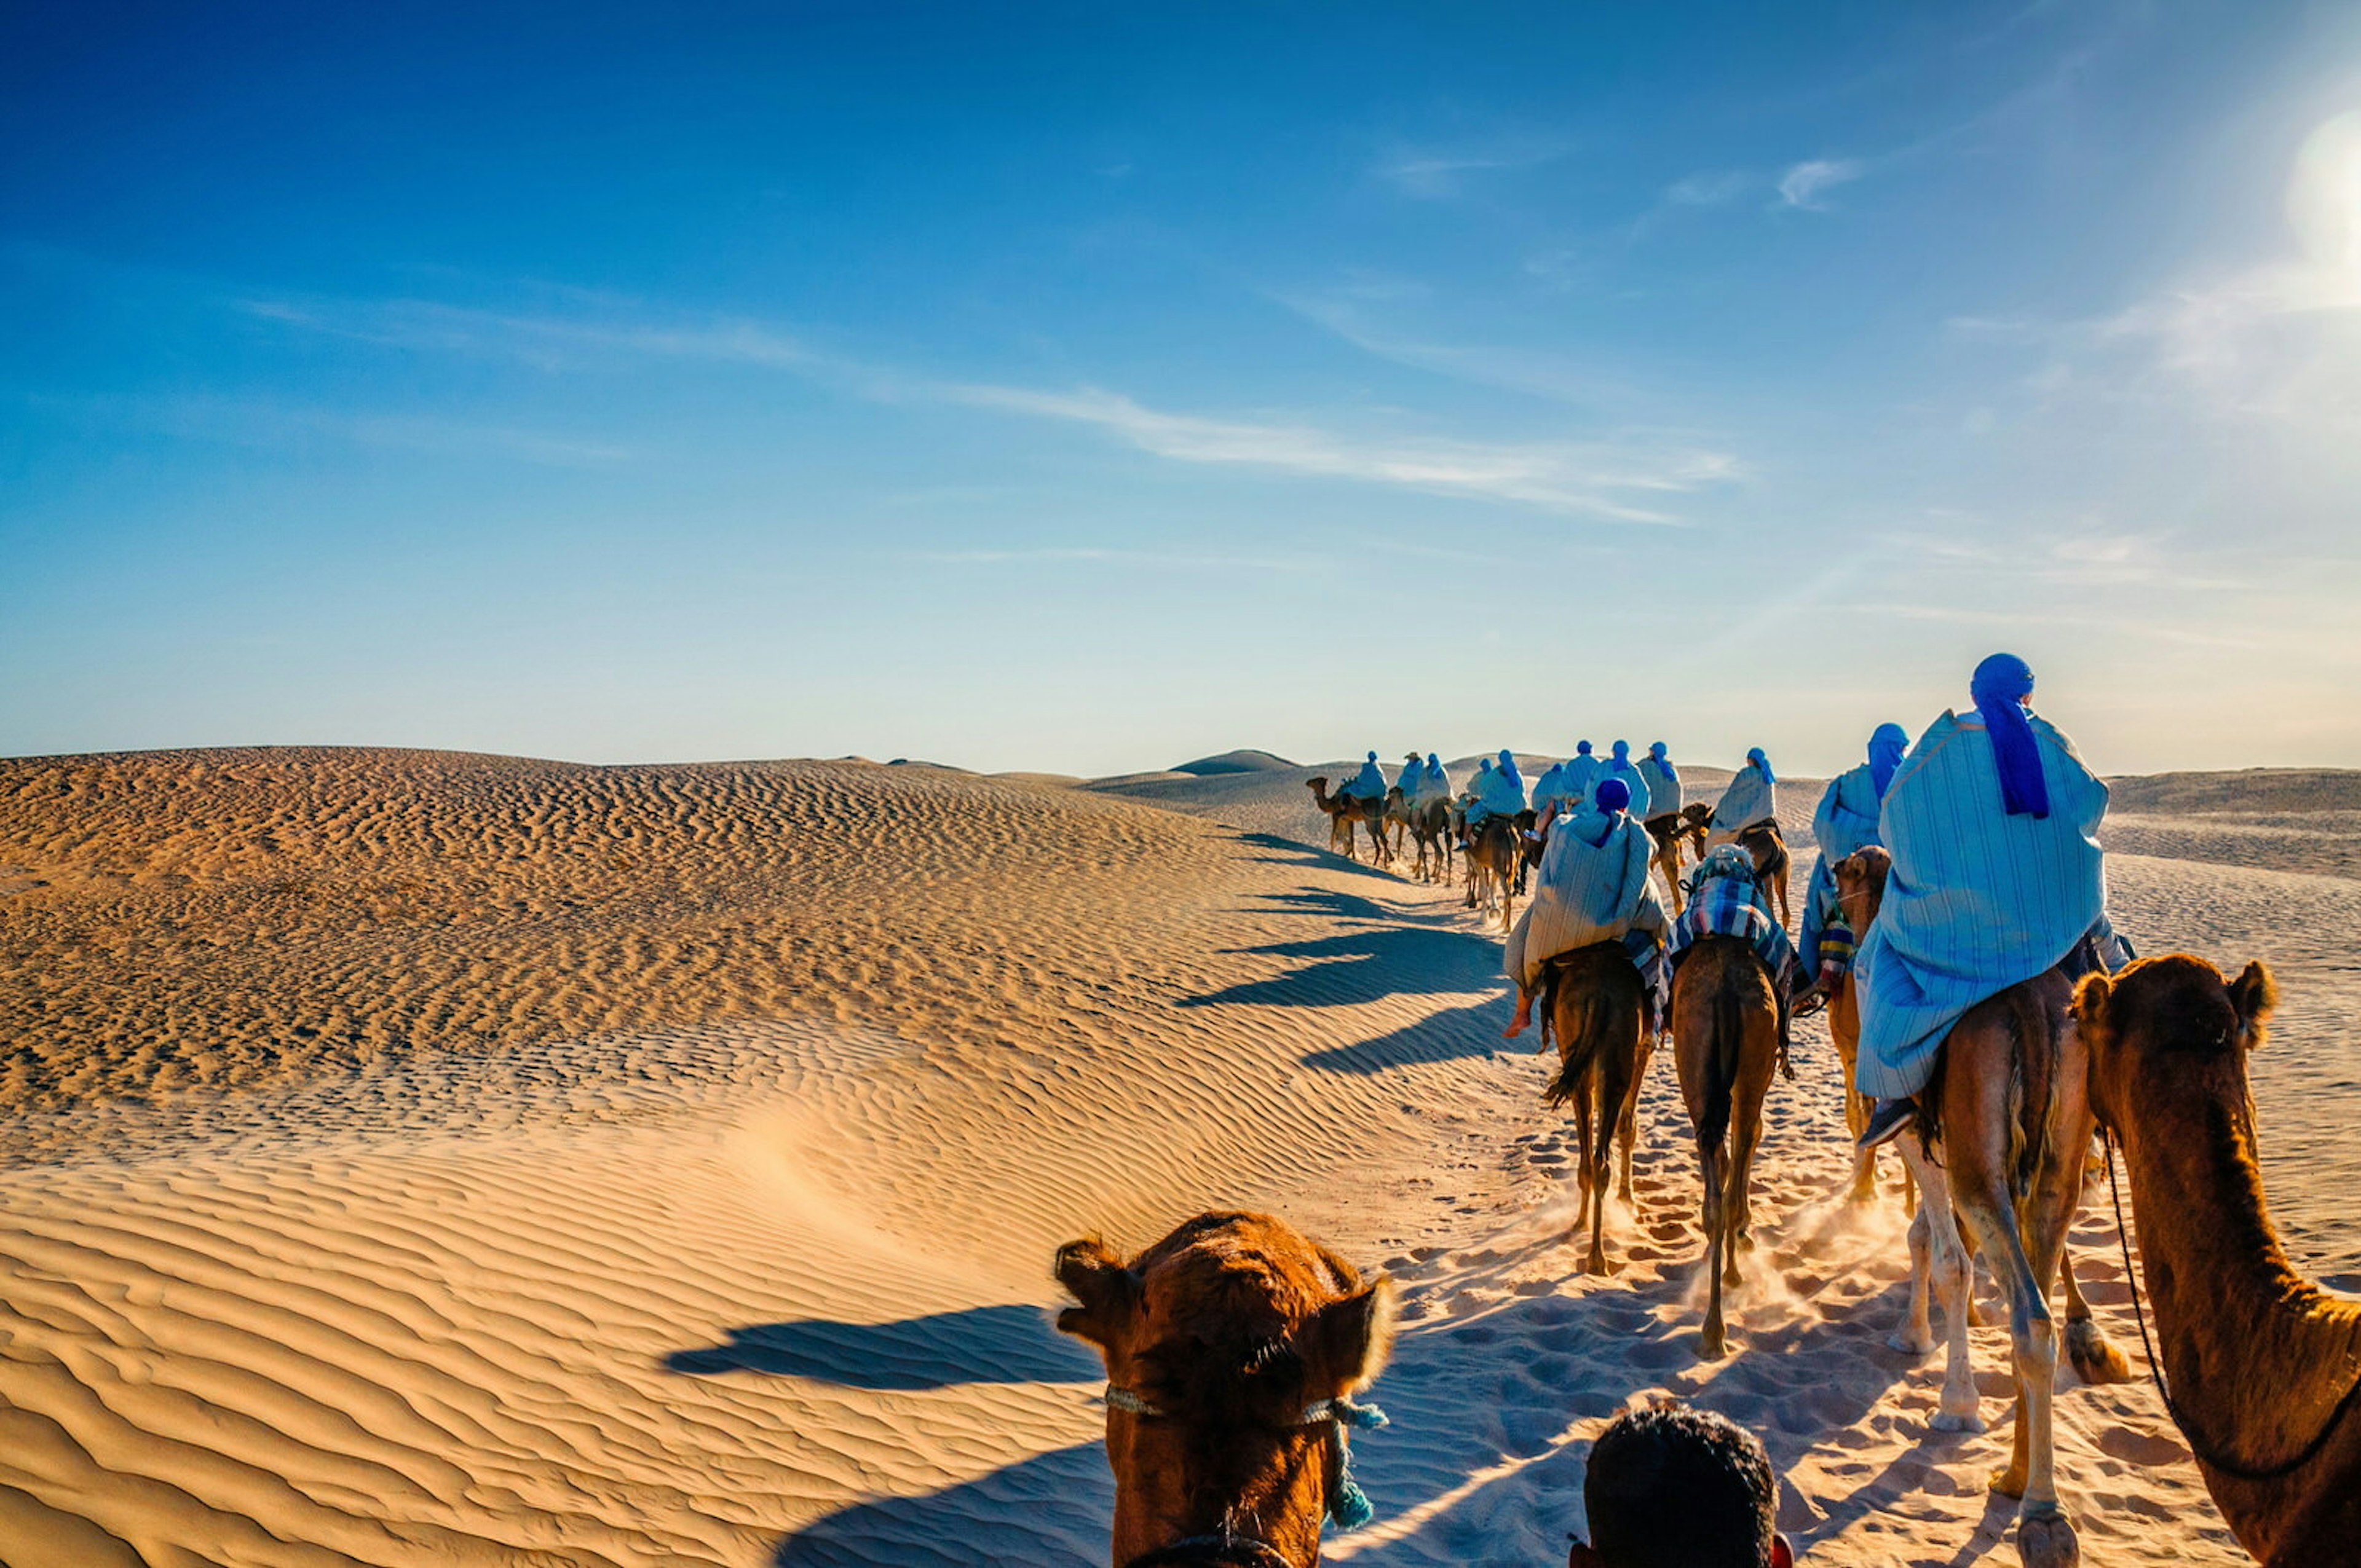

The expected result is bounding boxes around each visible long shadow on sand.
[769,1443,1110,1566]
[666,1304,1099,1391]
[1297,997,1514,1074]
[1231,830,1402,881]
[1181,927,1505,1012]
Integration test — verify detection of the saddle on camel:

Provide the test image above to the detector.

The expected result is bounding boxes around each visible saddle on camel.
[1707,748,1787,928]
[2076,956,2361,1567]
[1055,1212,1395,1568]
[1500,778,1667,1272]
[1851,653,2134,1568]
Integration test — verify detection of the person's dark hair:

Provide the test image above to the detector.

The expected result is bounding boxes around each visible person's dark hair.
[1578,1406,1780,1568]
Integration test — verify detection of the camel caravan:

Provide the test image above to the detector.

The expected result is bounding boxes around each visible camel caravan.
[1057,653,2355,1568]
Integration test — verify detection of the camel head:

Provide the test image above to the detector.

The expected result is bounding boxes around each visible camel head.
[1054,1211,1397,1568]
[1305,777,1340,813]
[1831,846,1891,933]
[2072,955,2277,1139]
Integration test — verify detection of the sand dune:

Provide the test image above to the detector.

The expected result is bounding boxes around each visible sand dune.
[1,746,2354,1564]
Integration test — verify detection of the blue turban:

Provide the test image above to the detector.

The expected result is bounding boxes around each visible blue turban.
[1594,778,1632,813]
[1867,722,1909,798]
[1367,751,1378,762]
[1649,741,1668,761]
[1611,739,1631,762]
[1426,752,1441,769]
[1497,748,1524,789]
[1971,653,2047,817]
[1576,739,1593,756]
[1746,746,1776,786]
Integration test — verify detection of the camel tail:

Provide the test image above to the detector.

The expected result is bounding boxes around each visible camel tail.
[1699,967,1742,1154]
[1543,961,1608,1109]
[2008,985,2059,1202]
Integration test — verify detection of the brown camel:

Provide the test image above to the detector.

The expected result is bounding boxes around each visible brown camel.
[1649,806,1709,915]
[1878,962,2134,1568]
[1538,942,1652,1275]
[1672,935,1782,1359]
[1405,797,1453,884]
[1837,857,2125,1396]
[1733,821,1790,929]
[1827,848,1907,1208]
[1462,814,1519,929]
[1304,778,1389,866]
[2075,956,2361,1566]
[1056,1212,1397,1568]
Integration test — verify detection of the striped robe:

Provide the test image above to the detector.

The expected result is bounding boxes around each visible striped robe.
[1800,763,1883,973]
[1600,757,1652,820]
[1505,810,1667,987]
[1853,711,2108,1099]
[1563,754,1604,803]
[1709,761,1776,838]
[1637,757,1682,821]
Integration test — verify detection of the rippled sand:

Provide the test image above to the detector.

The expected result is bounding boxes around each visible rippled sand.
[1,747,2351,1564]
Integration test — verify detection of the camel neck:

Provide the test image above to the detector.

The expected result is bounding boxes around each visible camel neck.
[2121,1070,2361,1470]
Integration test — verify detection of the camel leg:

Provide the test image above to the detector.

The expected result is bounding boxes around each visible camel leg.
[1570,1071,1597,1255]
[1615,1079,1642,1204]
[1585,1073,1612,1277]
[2059,1243,2132,1384]
[1897,1135,1983,1428]
[1699,1140,1729,1359]
[1726,1055,1773,1275]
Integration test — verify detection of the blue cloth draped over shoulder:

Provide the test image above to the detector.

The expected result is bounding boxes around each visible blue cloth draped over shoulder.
[1637,754,1681,820]
[1472,758,1528,822]
[1852,711,2109,1099]
[1530,761,1570,813]
[1799,762,1885,973]
[1563,752,1603,802]
[1600,743,1651,821]
[1422,755,1452,801]
[1343,752,1388,801]
[1710,758,1775,833]
[1504,808,1666,985]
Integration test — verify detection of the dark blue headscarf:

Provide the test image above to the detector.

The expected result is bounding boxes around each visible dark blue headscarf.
[1648,741,1678,789]
[1497,748,1524,790]
[1576,739,1593,757]
[1746,746,1776,786]
[1610,739,1631,762]
[1594,778,1631,814]
[1970,653,2048,817]
[1867,723,1908,798]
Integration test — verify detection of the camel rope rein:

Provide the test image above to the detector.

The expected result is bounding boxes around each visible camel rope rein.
[2102,1129,2361,1483]
[1104,1385,1390,1531]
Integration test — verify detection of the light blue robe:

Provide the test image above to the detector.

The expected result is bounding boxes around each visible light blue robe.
[1800,763,1884,972]
[1600,757,1651,821]
[1473,762,1528,821]
[1422,758,1453,803]
[1562,754,1603,803]
[1343,756,1388,801]
[1530,762,1570,814]
[1637,757,1682,821]
[1505,810,1667,984]
[1710,761,1776,834]
[1853,712,2108,1099]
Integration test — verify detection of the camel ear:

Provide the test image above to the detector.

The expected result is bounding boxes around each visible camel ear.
[1053,1237,1138,1352]
[2071,971,2112,1042]
[2228,961,2277,1046]
[1308,1276,1398,1393]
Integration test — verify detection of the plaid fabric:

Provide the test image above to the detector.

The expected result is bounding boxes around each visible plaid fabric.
[1671,864,1798,984]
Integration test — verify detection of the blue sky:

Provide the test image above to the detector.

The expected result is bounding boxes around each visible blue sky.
[7,1,2360,776]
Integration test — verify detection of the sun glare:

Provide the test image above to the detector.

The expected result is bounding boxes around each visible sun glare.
[2289,109,2361,273]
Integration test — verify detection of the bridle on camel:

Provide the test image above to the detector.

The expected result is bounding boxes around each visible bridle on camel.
[2102,1127,2361,1482]
[1105,1383,1390,1568]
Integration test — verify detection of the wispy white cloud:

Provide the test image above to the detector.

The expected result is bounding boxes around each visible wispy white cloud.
[1776,158,1867,211]
[247,288,1740,522]
[1663,169,1755,208]
[1372,138,1573,199]
[903,545,1319,572]
[920,381,1733,522]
